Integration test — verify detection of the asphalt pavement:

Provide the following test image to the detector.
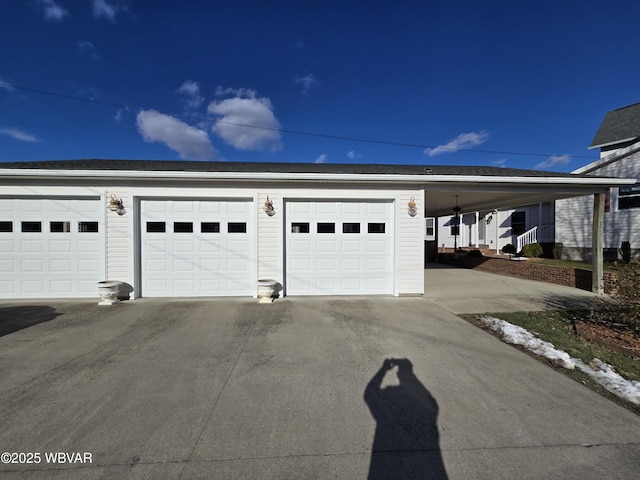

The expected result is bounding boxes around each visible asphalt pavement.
[0,273,638,479]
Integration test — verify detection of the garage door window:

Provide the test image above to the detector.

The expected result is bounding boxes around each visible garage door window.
[343,223,360,233]
[79,222,99,233]
[0,221,12,232]
[291,222,309,233]
[228,222,247,233]
[368,223,386,233]
[174,222,193,233]
[146,222,166,233]
[22,221,42,233]
[317,222,335,233]
[50,221,71,233]
[201,222,220,233]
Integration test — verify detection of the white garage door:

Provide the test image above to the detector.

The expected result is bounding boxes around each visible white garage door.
[286,201,393,295]
[141,199,254,297]
[0,197,104,298]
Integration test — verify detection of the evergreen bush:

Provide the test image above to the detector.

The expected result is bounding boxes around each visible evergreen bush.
[521,242,543,258]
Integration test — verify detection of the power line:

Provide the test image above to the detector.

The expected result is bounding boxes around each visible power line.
[0,81,599,160]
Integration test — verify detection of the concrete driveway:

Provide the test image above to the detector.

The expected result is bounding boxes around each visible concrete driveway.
[1,292,639,478]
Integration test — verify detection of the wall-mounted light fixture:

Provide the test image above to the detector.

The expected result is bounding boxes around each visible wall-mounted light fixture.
[408,196,417,217]
[263,196,275,216]
[108,194,126,216]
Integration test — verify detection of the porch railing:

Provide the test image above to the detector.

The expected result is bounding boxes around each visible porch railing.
[516,226,537,252]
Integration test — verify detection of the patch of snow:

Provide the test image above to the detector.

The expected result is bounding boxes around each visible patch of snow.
[478,315,640,406]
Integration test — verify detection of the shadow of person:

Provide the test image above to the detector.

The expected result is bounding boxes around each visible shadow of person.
[364,359,448,480]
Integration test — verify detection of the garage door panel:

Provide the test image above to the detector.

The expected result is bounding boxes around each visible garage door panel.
[50,280,74,293]
[0,259,14,272]
[286,200,393,296]
[50,259,73,272]
[77,239,100,253]
[50,240,72,253]
[315,258,336,270]
[141,199,253,297]
[78,258,101,273]
[21,259,44,272]
[21,240,44,253]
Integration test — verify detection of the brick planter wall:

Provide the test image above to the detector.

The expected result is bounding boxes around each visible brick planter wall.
[438,254,617,294]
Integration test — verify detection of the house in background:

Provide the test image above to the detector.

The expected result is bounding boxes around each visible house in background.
[431,202,555,256]
[555,102,640,261]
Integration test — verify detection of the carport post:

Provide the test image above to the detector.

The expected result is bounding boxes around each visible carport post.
[592,192,605,295]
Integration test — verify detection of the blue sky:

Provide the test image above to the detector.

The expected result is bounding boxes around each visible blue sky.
[1,1,639,172]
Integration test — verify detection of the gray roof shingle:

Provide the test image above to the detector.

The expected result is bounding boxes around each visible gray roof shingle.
[590,102,640,149]
[0,159,583,178]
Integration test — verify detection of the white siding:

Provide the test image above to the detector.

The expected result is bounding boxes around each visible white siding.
[257,192,281,285]
[105,191,131,283]
[397,190,424,295]
[556,150,640,254]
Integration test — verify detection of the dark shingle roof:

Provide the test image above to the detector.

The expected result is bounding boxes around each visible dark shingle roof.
[590,102,640,149]
[0,159,582,178]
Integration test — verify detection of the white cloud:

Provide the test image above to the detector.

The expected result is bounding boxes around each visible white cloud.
[347,150,362,160]
[136,109,217,161]
[294,73,320,95]
[92,0,125,21]
[114,105,129,123]
[314,154,327,164]
[0,127,38,142]
[491,159,507,167]
[535,154,571,170]
[208,88,282,151]
[425,131,489,156]
[176,80,204,109]
[0,75,14,92]
[78,41,99,60]
[37,0,68,21]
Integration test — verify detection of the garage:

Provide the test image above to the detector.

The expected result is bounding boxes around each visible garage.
[0,197,104,298]
[140,199,254,297]
[285,200,393,295]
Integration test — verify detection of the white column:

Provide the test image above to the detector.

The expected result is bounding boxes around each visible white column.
[592,193,605,294]
[475,211,479,247]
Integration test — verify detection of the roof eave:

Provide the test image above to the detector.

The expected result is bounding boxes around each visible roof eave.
[0,168,635,188]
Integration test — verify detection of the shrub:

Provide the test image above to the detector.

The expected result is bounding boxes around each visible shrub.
[467,249,483,257]
[502,244,517,257]
[620,241,631,264]
[520,242,543,258]
[593,262,640,335]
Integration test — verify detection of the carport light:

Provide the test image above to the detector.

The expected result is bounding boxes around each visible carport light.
[408,196,417,217]
[263,196,275,216]
[108,194,125,215]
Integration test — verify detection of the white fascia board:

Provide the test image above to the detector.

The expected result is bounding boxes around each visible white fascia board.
[573,140,640,175]
[0,168,636,188]
[588,137,638,150]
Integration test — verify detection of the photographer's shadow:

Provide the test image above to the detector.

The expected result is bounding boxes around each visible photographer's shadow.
[364,359,448,480]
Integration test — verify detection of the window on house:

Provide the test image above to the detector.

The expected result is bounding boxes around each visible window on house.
[146,222,166,233]
[174,222,193,233]
[425,217,435,239]
[368,223,386,233]
[450,217,459,236]
[317,223,335,233]
[511,212,526,235]
[201,222,220,233]
[21,221,42,233]
[0,221,13,232]
[342,223,360,233]
[618,183,640,209]
[228,222,247,233]
[50,221,71,233]
[291,222,310,233]
[79,222,99,233]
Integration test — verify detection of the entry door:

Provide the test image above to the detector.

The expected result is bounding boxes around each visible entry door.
[285,201,393,295]
[140,199,253,297]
